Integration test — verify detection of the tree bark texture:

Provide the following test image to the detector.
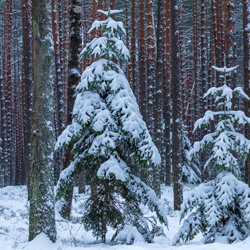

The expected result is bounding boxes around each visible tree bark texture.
[60,0,82,220]
[153,0,164,196]
[243,0,250,187]
[163,0,171,186]
[29,0,56,242]
[22,0,33,192]
[171,0,183,211]
[139,0,147,123]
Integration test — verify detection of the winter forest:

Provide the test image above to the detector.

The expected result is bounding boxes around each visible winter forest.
[1,0,250,249]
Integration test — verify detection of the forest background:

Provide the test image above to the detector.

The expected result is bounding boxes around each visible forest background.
[0,0,250,219]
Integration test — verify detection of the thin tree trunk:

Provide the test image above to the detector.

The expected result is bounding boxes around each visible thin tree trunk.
[200,0,207,181]
[60,0,82,220]
[130,1,137,100]
[243,0,250,187]
[63,0,69,122]
[22,0,33,194]
[171,0,183,211]
[226,1,236,96]
[5,0,13,186]
[139,0,147,122]
[154,0,164,196]
[163,0,171,185]
[180,0,185,123]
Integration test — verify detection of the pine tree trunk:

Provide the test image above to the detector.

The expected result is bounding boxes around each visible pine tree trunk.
[5,0,13,186]
[63,0,68,122]
[171,0,183,211]
[60,0,82,220]
[139,0,147,123]
[110,0,115,9]
[180,0,185,123]
[145,0,156,186]
[154,0,164,195]
[200,0,207,181]
[211,0,216,88]
[226,0,236,107]
[101,179,108,243]
[22,0,33,193]
[193,0,199,141]
[2,7,7,187]
[130,0,137,100]
[243,0,250,187]
[0,31,4,187]
[163,0,171,186]
[29,0,57,242]
[147,0,156,139]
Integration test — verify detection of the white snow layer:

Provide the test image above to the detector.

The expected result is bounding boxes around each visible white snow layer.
[1,185,250,249]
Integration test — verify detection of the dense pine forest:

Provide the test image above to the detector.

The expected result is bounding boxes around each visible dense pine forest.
[1,0,250,248]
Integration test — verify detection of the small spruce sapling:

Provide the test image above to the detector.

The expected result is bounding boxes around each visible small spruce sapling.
[173,64,250,244]
[55,9,168,244]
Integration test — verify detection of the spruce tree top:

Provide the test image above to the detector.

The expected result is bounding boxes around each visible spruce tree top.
[190,64,250,178]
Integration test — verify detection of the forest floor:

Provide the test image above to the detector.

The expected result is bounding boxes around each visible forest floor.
[0,184,250,250]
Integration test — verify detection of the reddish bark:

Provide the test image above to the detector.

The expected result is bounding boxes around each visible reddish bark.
[21,0,33,192]
[180,0,185,123]
[243,0,250,186]
[171,0,183,211]
[193,0,198,132]
[147,0,156,135]
[110,0,115,9]
[63,0,68,121]
[130,1,137,100]
[163,0,171,185]
[139,0,147,122]
[211,0,216,87]
[6,0,13,186]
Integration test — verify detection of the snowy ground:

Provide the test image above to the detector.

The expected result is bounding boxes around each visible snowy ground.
[0,185,250,250]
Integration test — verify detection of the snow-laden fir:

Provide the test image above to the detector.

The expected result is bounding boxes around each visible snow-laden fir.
[55,9,167,244]
[173,64,250,244]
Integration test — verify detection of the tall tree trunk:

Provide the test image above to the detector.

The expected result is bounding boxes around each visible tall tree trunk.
[60,0,82,220]
[171,0,183,211]
[130,0,137,100]
[63,0,69,121]
[147,0,156,140]
[21,0,33,196]
[2,6,7,187]
[226,0,236,108]
[29,0,57,242]
[0,31,4,187]
[154,0,164,196]
[52,0,60,183]
[163,0,171,186]
[200,0,207,181]
[146,0,156,187]
[211,0,216,88]
[243,0,250,187]
[180,0,185,123]
[5,0,13,186]
[139,0,147,122]
[193,0,199,142]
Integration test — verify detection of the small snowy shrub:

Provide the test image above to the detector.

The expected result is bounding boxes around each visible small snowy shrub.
[173,65,250,245]
[55,9,168,244]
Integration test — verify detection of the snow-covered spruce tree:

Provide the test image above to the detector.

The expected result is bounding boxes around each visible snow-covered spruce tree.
[55,9,168,244]
[173,65,250,245]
